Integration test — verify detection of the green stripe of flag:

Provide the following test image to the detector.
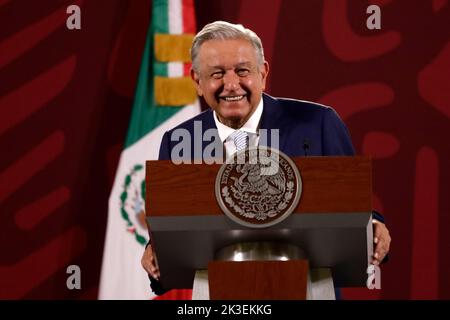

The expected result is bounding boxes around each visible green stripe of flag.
[154,0,169,79]
[125,0,182,147]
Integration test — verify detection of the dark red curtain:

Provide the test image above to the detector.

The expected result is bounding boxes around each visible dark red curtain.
[0,0,449,299]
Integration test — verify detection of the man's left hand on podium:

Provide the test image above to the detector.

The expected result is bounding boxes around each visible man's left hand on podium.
[372,220,391,265]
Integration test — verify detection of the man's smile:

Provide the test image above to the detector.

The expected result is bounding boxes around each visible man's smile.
[219,94,247,102]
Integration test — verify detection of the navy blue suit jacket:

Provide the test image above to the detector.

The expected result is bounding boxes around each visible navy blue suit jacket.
[158,93,355,160]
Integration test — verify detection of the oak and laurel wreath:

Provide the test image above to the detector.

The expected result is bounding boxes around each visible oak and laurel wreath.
[221,181,295,220]
[120,164,147,245]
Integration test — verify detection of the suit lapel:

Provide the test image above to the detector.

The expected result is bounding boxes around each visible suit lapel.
[259,93,287,152]
[201,109,217,132]
[200,109,225,162]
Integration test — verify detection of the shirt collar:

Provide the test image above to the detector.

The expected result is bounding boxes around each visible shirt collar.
[213,97,264,143]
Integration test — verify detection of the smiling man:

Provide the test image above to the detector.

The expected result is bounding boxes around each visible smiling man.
[192,37,268,129]
[142,21,391,295]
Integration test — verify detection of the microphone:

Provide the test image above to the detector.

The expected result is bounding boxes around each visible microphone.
[303,139,310,156]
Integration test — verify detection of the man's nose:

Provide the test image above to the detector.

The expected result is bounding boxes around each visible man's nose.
[223,72,240,91]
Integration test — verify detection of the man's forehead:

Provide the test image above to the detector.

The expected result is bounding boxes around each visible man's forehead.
[199,38,255,54]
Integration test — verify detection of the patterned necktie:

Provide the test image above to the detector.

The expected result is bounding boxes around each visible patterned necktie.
[229,130,249,152]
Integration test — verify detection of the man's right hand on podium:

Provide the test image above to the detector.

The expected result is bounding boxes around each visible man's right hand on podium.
[141,244,160,280]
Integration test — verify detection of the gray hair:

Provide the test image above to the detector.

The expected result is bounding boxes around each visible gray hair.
[191,21,265,72]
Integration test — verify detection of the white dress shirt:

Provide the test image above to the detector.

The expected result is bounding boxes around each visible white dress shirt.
[213,97,263,160]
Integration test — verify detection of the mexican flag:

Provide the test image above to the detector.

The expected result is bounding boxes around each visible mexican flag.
[98,0,200,299]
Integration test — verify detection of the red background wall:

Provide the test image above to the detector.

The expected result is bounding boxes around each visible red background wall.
[0,0,449,299]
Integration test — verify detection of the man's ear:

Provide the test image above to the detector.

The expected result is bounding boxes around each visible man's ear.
[190,69,203,97]
[260,61,269,91]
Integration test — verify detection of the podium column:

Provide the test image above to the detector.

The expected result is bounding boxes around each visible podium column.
[192,267,336,300]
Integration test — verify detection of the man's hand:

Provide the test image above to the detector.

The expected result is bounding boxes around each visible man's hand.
[372,220,391,265]
[141,244,160,280]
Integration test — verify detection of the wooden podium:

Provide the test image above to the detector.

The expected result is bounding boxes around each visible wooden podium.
[145,157,373,299]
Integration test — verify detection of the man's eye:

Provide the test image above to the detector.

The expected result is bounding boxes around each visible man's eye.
[211,72,224,79]
[237,69,249,76]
